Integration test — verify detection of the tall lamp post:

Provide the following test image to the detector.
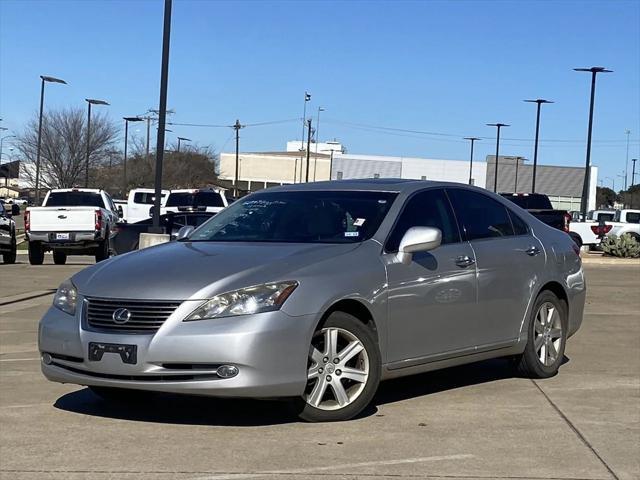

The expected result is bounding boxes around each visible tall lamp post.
[632,158,637,187]
[177,136,191,152]
[486,123,509,192]
[299,92,311,182]
[1,134,17,163]
[313,106,325,181]
[35,75,67,204]
[624,129,631,190]
[524,99,553,193]
[123,117,143,194]
[574,66,612,221]
[85,98,109,187]
[463,137,480,185]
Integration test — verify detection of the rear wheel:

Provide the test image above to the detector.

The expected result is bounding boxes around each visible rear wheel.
[28,241,44,265]
[52,250,67,265]
[297,312,381,422]
[95,238,109,262]
[515,291,568,378]
[2,236,17,264]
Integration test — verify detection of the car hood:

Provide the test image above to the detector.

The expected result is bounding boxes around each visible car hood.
[73,241,360,300]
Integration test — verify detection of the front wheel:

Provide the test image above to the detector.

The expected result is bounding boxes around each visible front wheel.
[95,238,109,262]
[2,237,17,264]
[297,312,381,422]
[514,291,568,378]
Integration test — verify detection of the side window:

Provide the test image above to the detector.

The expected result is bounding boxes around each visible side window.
[447,189,514,240]
[386,189,460,252]
[508,210,529,236]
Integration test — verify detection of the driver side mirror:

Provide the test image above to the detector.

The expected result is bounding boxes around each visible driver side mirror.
[176,225,194,241]
[397,226,442,264]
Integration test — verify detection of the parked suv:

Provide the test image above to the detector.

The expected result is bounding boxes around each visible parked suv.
[0,202,19,264]
[39,180,585,422]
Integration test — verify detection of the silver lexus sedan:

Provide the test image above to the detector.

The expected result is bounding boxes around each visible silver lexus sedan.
[39,180,585,422]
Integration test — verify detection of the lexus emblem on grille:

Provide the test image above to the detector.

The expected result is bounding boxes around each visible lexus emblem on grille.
[112,308,132,324]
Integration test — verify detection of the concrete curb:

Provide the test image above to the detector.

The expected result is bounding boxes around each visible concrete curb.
[581,255,640,266]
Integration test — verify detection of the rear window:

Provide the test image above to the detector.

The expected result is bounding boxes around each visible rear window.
[500,194,553,210]
[166,191,225,208]
[133,192,166,205]
[625,212,640,224]
[46,191,105,208]
[596,212,615,222]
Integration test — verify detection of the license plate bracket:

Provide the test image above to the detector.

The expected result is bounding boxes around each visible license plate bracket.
[56,233,70,240]
[88,342,137,365]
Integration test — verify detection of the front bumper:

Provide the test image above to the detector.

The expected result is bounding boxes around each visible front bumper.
[38,301,316,398]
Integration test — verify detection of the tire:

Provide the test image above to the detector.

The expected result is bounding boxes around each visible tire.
[514,291,568,379]
[296,311,381,422]
[28,241,45,265]
[95,238,109,262]
[89,386,152,404]
[569,233,582,249]
[52,250,67,265]
[2,236,17,264]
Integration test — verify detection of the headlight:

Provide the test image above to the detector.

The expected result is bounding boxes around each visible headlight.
[184,281,298,321]
[53,278,78,315]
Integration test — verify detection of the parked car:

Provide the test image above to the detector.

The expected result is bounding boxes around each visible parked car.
[160,188,228,216]
[0,201,19,264]
[112,211,215,255]
[500,193,576,244]
[607,209,640,242]
[125,188,169,224]
[39,180,585,422]
[25,188,120,265]
[569,209,636,249]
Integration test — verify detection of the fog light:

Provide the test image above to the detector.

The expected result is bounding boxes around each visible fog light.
[217,365,238,378]
[42,353,52,365]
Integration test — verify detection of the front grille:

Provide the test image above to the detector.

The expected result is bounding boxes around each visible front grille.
[85,298,182,333]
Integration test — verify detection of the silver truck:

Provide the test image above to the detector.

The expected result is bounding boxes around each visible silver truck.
[25,188,120,265]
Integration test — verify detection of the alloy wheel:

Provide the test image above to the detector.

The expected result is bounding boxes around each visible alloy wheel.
[533,302,563,367]
[304,327,369,411]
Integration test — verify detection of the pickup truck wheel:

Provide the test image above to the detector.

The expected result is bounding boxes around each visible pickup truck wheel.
[2,237,17,264]
[95,239,110,262]
[569,233,582,249]
[52,250,67,265]
[28,242,45,265]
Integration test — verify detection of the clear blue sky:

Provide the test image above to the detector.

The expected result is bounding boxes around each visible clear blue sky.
[1,0,639,189]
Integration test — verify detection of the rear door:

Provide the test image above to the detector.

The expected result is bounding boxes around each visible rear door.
[384,188,478,363]
[447,188,545,346]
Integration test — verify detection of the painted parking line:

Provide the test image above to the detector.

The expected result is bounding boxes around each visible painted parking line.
[0,357,40,362]
[190,454,475,480]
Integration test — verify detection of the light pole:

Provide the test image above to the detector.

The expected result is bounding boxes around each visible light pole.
[486,123,509,192]
[85,98,109,187]
[300,92,311,182]
[35,75,67,204]
[123,117,143,194]
[321,147,340,180]
[632,158,637,187]
[313,107,325,181]
[1,134,17,164]
[232,120,244,197]
[524,99,553,193]
[305,118,312,182]
[463,137,480,185]
[177,136,191,152]
[574,66,612,220]
[514,157,527,192]
[624,129,631,191]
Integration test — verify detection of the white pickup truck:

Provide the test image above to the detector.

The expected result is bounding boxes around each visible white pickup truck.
[25,188,120,265]
[570,208,640,249]
[608,209,640,242]
[125,188,169,224]
[159,188,228,216]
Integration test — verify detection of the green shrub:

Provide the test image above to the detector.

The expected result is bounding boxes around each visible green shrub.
[601,234,640,258]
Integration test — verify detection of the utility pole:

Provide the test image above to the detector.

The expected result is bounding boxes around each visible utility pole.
[305,118,312,182]
[631,158,637,187]
[233,119,243,198]
[486,123,509,192]
[524,99,553,193]
[300,92,311,181]
[624,129,631,190]
[463,137,480,185]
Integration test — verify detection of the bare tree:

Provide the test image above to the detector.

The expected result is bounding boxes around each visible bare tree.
[16,107,119,189]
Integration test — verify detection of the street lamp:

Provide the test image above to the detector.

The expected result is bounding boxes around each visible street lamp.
[463,137,480,185]
[123,117,144,194]
[524,99,553,193]
[624,129,631,190]
[35,75,67,204]
[321,146,340,180]
[632,159,637,187]
[486,123,510,192]
[313,107,325,180]
[85,98,109,187]
[299,91,311,182]
[177,136,191,152]
[574,66,612,220]
[0,134,17,164]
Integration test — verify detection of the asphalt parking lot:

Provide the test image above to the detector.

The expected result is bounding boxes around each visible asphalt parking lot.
[0,257,638,480]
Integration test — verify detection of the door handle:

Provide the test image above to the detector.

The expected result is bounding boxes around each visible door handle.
[525,246,541,256]
[455,255,476,268]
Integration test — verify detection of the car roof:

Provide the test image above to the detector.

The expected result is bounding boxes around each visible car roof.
[264,178,463,193]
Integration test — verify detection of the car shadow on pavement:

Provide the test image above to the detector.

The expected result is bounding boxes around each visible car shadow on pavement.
[53,356,569,426]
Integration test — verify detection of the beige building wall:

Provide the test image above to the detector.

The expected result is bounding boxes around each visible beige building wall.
[219,152,332,186]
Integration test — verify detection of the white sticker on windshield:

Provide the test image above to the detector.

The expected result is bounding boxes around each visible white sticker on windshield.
[344,231,359,237]
[353,218,366,227]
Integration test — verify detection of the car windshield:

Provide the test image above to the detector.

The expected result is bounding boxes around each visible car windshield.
[46,191,105,208]
[166,191,225,207]
[189,190,397,243]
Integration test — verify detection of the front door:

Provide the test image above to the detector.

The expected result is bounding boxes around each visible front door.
[384,188,478,364]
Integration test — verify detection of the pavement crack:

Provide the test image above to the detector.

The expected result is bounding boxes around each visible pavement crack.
[531,379,620,480]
